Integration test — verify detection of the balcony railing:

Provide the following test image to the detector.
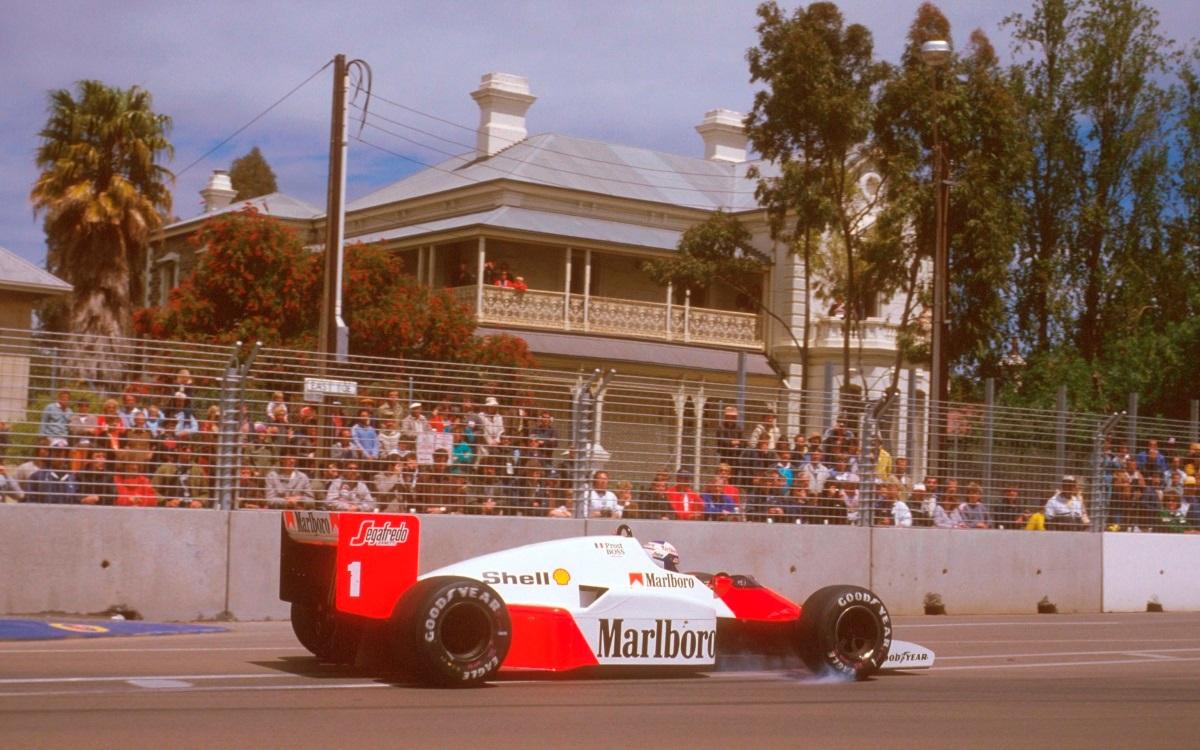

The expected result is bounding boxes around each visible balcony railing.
[809,317,900,351]
[449,286,762,349]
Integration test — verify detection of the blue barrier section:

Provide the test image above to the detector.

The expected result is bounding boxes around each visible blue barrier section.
[0,619,227,641]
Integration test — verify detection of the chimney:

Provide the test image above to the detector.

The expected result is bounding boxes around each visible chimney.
[200,170,237,213]
[695,109,748,163]
[470,73,536,158]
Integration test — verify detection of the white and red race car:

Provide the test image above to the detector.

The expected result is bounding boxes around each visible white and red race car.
[280,511,934,687]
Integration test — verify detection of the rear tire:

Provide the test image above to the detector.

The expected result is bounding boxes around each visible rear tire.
[795,585,891,680]
[390,576,511,687]
[291,599,336,660]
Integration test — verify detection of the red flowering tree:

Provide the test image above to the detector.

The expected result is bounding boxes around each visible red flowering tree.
[134,207,318,346]
[136,208,534,368]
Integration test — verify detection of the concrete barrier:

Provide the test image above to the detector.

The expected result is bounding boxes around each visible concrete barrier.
[0,504,228,620]
[0,505,1192,621]
[585,519,870,606]
[869,528,1103,615]
[226,510,290,620]
[1101,532,1200,612]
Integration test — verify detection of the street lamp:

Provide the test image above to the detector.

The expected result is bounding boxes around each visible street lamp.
[922,38,951,479]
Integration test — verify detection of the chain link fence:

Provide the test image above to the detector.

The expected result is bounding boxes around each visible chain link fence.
[1,327,1198,533]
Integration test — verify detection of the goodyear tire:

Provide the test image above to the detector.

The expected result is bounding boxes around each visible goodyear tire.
[795,585,891,680]
[391,576,511,687]
[291,599,336,660]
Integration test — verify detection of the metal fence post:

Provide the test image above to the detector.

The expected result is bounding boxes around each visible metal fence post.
[1128,392,1139,454]
[1092,412,1123,531]
[1055,385,1067,481]
[1190,400,1198,444]
[983,378,995,503]
[215,343,243,512]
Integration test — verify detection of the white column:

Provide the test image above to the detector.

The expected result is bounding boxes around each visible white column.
[427,244,437,287]
[683,288,691,342]
[672,386,687,473]
[563,246,572,329]
[666,282,673,339]
[416,246,426,286]
[691,387,707,487]
[476,238,486,313]
[583,248,592,331]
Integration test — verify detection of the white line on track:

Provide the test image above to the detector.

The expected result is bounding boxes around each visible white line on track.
[0,645,307,654]
[934,656,1200,671]
[0,673,291,685]
[0,681,388,699]
[937,646,1200,661]
[902,621,1124,628]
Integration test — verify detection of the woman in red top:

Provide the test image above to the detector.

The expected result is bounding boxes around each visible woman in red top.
[114,460,158,507]
[96,398,126,453]
[666,472,705,521]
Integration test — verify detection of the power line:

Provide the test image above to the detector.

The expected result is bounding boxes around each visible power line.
[175,60,334,179]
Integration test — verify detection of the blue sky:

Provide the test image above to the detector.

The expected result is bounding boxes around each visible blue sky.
[2,0,1196,269]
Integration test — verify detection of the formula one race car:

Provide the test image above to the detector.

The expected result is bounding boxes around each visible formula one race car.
[280,512,934,687]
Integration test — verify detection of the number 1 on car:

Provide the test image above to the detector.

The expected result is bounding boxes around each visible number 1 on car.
[347,560,362,598]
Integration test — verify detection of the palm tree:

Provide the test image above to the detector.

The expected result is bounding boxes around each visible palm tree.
[30,80,173,383]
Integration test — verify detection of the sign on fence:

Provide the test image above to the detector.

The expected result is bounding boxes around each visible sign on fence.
[303,377,358,403]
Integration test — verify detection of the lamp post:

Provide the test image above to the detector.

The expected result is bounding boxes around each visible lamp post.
[921,39,951,479]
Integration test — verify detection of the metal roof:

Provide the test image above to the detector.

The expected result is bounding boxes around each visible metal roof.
[0,246,71,295]
[164,192,322,232]
[348,205,682,251]
[478,327,776,377]
[347,133,772,213]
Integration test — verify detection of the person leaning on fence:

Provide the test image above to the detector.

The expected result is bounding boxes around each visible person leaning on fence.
[154,441,211,508]
[39,389,72,440]
[637,471,673,520]
[748,407,780,452]
[114,458,158,507]
[478,397,505,455]
[958,482,992,529]
[76,445,115,505]
[875,482,912,528]
[666,472,704,521]
[583,470,622,518]
[0,462,25,503]
[266,452,314,509]
[993,486,1030,530]
[27,440,77,504]
[932,490,966,529]
[1044,475,1089,530]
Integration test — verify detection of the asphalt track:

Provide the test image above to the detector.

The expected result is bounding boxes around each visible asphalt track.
[2,613,1199,749]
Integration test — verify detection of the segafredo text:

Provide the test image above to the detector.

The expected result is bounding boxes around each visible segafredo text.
[348,520,410,547]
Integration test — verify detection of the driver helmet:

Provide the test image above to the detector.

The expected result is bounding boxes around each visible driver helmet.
[643,540,680,572]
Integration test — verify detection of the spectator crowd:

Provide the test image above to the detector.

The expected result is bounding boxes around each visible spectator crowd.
[3,380,1199,534]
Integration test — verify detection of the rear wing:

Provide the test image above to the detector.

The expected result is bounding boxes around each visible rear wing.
[280,511,421,620]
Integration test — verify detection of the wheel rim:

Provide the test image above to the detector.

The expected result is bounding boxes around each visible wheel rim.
[438,601,493,662]
[833,605,881,664]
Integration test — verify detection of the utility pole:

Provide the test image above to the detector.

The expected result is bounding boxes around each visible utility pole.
[319,53,349,363]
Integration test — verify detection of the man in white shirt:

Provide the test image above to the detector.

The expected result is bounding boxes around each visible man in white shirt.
[1045,475,1088,530]
[584,470,622,518]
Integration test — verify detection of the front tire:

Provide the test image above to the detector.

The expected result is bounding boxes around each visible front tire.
[390,576,511,687]
[795,585,891,680]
